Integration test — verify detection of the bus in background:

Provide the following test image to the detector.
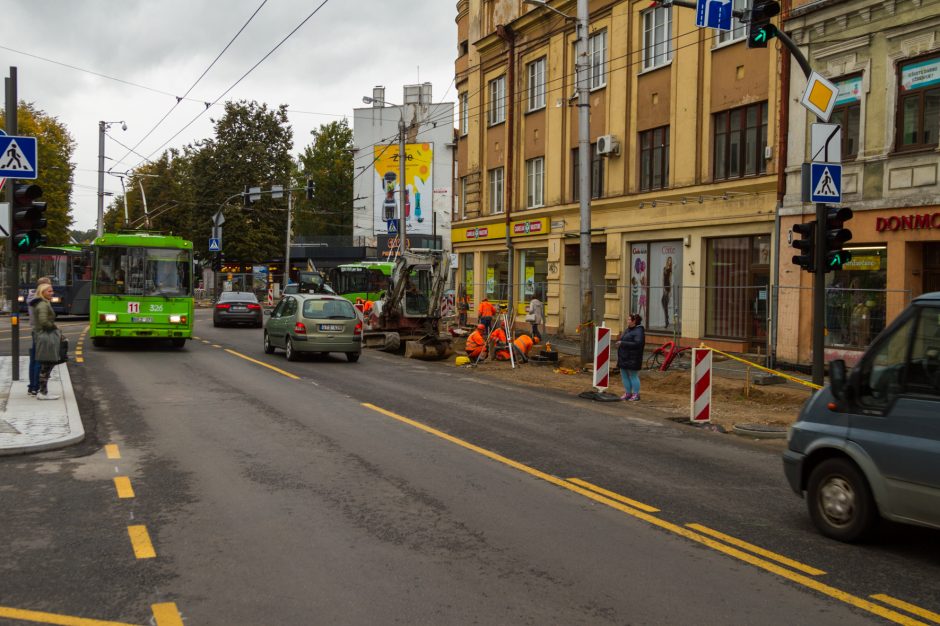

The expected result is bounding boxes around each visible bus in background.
[89,232,194,348]
[327,262,393,304]
[18,245,94,317]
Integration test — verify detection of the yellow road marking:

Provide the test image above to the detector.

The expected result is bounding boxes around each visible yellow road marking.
[127,525,156,559]
[566,478,660,512]
[224,349,300,379]
[151,603,183,626]
[873,595,940,623]
[687,523,825,576]
[105,444,120,459]
[0,604,136,625]
[361,402,928,626]
[211,344,222,348]
[201,340,210,344]
[76,357,84,363]
[113,476,135,499]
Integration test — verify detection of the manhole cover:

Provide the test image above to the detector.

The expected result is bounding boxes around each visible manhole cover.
[732,423,787,439]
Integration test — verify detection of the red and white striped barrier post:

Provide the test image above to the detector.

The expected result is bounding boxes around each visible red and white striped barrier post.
[593,324,611,392]
[691,348,712,423]
[266,286,274,307]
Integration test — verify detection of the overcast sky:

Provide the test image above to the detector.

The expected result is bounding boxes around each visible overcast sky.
[2,0,457,231]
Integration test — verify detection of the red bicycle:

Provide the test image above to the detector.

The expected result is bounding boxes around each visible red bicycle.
[646,340,692,371]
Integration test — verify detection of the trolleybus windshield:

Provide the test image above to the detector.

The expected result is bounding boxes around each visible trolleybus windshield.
[95,247,192,297]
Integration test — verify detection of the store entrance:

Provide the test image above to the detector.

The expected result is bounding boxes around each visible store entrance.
[748,269,770,354]
[924,243,940,294]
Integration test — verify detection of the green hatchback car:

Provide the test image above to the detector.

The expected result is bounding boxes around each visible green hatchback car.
[264,294,362,362]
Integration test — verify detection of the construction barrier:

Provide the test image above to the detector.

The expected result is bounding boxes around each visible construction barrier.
[266,286,274,307]
[700,344,822,391]
[691,348,712,423]
[593,325,611,391]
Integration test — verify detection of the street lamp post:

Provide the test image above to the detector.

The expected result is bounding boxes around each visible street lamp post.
[363,95,408,254]
[525,0,592,362]
[97,120,126,237]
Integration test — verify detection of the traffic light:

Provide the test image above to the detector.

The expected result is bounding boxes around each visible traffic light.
[212,253,223,272]
[11,183,47,254]
[791,220,816,273]
[823,205,853,272]
[305,178,314,201]
[748,0,780,48]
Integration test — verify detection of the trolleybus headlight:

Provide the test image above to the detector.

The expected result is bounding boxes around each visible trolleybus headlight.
[51,297,62,303]
[100,313,118,323]
[17,295,24,303]
[169,315,186,324]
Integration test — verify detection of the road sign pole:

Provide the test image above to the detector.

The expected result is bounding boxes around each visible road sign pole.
[5,67,18,381]
[813,202,826,386]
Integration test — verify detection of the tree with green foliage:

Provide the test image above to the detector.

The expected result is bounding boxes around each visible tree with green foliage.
[0,102,76,245]
[295,119,354,239]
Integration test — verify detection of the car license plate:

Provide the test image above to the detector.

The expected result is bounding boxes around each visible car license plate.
[319,324,343,332]
[131,316,153,323]
[231,305,245,310]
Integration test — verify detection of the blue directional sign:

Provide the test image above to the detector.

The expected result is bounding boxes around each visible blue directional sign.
[208,237,221,252]
[386,218,399,235]
[0,135,38,179]
[810,163,842,203]
[696,0,733,31]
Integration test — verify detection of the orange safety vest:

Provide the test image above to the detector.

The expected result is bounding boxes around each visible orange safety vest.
[465,330,486,357]
[478,300,497,317]
[362,300,374,313]
[514,334,534,356]
[491,328,511,360]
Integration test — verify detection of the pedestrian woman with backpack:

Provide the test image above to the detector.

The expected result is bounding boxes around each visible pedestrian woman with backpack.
[617,313,645,401]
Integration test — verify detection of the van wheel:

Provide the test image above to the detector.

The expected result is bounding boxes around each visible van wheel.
[285,337,299,362]
[92,337,106,348]
[807,457,877,542]
[346,352,360,363]
[263,332,275,354]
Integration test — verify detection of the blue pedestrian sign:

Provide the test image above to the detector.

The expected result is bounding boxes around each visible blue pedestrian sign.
[0,134,38,179]
[208,238,221,252]
[810,163,842,203]
[386,218,399,235]
[696,0,733,31]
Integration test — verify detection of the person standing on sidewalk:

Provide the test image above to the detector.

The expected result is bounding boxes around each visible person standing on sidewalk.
[32,283,60,401]
[617,313,646,401]
[27,276,52,397]
[526,292,544,342]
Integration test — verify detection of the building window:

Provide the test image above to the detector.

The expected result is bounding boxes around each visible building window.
[713,101,768,180]
[831,75,862,159]
[519,248,548,302]
[588,30,607,89]
[642,7,672,71]
[705,235,770,340]
[459,40,469,56]
[527,57,546,111]
[825,246,887,351]
[489,167,504,214]
[459,92,469,136]
[715,0,748,45]
[630,241,683,331]
[526,157,545,208]
[460,252,474,301]
[572,145,603,201]
[896,55,940,151]
[482,250,509,301]
[488,76,506,126]
[639,126,670,191]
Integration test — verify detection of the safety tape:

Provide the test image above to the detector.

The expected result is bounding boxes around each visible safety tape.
[698,344,822,391]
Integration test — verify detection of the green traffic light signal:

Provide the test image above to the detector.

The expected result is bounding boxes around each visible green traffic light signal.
[12,183,47,254]
[747,1,780,49]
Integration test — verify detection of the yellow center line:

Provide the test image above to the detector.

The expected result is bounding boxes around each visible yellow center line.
[873,595,940,623]
[104,444,121,460]
[76,357,85,363]
[211,344,222,348]
[566,478,660,512]
[686,523,825,576]
[0,605,137,626]
[151,603,184,626]
[127,525,156,559]
[113,476,135,499]
[360,402,928,626]
[224,349,300,379]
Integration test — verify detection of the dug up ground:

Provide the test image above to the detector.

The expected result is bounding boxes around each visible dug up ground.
[447,336,816,440]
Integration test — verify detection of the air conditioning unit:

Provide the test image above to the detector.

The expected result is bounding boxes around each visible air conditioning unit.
[596,134,620,157]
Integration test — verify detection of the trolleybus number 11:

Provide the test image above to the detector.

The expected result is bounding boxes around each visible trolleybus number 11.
[128,302,140,313]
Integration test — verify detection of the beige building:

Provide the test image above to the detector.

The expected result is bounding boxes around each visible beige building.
[779,0,940,366]
[454,0,783,353]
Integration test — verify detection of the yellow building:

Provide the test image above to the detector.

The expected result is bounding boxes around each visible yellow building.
[455,0,783,353]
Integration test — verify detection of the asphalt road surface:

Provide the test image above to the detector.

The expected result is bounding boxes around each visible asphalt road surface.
[1,310,938,625]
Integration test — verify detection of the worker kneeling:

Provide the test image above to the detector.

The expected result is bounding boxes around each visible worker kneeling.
[465,324,487,359]
[495,333,533,362]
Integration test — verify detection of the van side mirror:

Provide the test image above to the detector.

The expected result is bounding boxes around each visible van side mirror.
[829,359,848,404]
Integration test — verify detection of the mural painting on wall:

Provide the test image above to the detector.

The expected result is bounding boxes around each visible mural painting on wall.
[648,241,683,332]
[374,143,434,236]
[630,245,648,323]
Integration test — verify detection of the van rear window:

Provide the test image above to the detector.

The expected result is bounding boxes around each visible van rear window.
[303,299,356,319]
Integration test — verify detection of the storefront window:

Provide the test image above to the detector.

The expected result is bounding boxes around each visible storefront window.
[825,246,887,350]
[519,248,548,302]
[706,236,769,340]
[460,252,474,299]
[630,241,683,331]
[482,251,509,302]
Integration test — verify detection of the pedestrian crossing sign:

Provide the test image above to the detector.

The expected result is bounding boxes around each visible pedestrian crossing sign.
[0,135,38,179]
[810,163,842,203]
[208,238,221,252]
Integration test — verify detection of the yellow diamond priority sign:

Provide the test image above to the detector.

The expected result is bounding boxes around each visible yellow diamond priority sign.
[801,71,839,122]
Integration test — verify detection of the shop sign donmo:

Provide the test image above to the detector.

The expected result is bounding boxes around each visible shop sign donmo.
[876,213,940,232]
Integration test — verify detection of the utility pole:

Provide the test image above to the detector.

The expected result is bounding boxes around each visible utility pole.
[576,0,592,364]
[399,113,408,253]
[97,121,105,237]
[283,190,293,291]
[5,67,19,380]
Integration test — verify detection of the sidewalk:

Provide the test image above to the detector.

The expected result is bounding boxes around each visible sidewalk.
[0,357,84,456]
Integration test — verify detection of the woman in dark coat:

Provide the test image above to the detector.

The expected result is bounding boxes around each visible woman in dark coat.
[617,313,645,401]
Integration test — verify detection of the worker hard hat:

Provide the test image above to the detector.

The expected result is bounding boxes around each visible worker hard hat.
[455,356,470,366]
[476,324,486,331]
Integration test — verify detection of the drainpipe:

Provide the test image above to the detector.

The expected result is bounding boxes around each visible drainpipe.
[770,0,792,370]
[497,24,516,316]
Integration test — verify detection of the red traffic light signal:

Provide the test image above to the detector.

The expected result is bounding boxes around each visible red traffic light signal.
[12,183,47,254]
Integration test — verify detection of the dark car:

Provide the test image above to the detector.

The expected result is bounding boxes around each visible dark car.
[784,291,940,542]
[213,291,263,328]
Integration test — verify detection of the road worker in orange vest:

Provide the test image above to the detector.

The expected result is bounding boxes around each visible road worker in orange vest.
[465,324,487,360]
[490,321,511,361]
[478,297,497,334]
[513,334,534,359]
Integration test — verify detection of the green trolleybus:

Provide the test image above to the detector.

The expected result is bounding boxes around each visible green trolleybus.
[89,232,194,348]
